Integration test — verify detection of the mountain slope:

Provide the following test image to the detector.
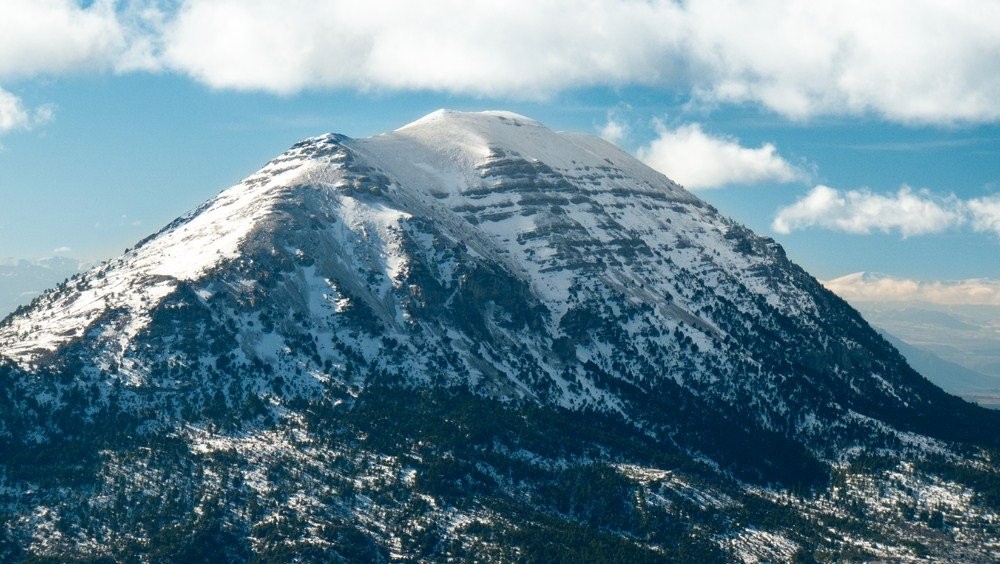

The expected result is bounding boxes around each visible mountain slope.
[1,110,998,561]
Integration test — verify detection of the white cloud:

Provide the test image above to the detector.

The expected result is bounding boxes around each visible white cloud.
[0,0,128,77]
[0,86,54,133]
[682,0,1000,124]
[968,194,1000,237]
[158,0,684,97]
[637,122,804,189]
[0,0,134,136]
[772,185,966,237]
[0,87,30,132]
[1,1,999,125]
[598,116,628,145]
[149,0,1000,124]
[823,272,1000,306]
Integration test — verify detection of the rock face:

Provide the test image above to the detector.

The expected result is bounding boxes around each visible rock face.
[1,110,998,562]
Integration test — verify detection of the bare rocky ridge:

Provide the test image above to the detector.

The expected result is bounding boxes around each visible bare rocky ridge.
[1,110,997,561]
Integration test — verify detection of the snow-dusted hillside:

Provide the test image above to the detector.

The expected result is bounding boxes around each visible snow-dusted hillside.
[1,110,997,561]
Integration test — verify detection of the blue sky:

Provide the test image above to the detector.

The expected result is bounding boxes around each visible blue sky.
[1,1,998,306]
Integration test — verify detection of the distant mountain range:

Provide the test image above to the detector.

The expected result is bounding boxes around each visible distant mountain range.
[878,330,1000,408]
[1,111,997,561]
[860,304,1000,380]
[823,272,1000,382]
[0,257,89,317]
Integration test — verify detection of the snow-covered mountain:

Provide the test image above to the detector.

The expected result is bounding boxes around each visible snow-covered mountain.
[2,110,998,561]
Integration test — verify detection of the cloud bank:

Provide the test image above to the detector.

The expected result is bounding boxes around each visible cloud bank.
[2,1,1000,125]
[771,185,1000,237]
[637,122,804,189]
[772,186,963,237]
[823,272,1000,306]
[159,0,689,98]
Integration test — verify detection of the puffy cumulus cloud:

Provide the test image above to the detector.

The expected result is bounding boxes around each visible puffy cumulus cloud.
[0,0,172,125]
[823,272,1000,306]
[0,0,995,129]
[968,194,1000,236]
[159,0,684,97]
[682,0,1000,124]
[598,120,628,145]
[637,122,804,189]
[2,1,1000,124]
[111,1,174,73]
[0,87,54,133]
[0,0,148,136]
[772,185,965,237]
[0,0,129,77]
[598,114,629,145]
[0,87,31,132]
[148,0,1000,124]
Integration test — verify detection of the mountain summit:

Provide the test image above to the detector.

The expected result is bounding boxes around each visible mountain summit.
[2,111,998,561]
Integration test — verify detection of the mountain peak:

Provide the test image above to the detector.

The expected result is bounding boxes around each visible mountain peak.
[396,109,542,132]
[365,109,693,207]
[836,271,890,283]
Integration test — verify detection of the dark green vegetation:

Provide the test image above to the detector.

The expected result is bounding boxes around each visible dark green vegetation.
[2,371,998,562]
